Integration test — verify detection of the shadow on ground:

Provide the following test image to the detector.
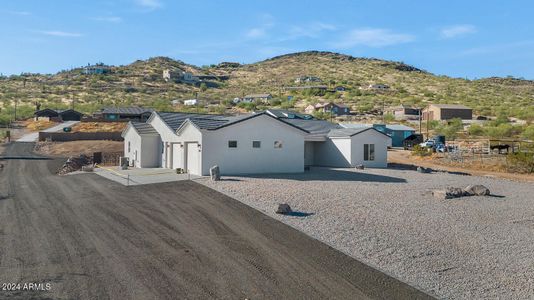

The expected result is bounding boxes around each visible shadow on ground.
[243,169,406,183]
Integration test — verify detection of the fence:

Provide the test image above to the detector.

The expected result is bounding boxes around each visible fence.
[94,151,123,166]
[39,132,123,142]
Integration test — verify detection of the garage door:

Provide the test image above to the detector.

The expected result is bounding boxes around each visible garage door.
[186,143,200,175]
[172,143,183,169]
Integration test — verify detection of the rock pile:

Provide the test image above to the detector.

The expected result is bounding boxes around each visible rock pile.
[433,185,491,199]
[417,166,432,173]
[58,155,93,175]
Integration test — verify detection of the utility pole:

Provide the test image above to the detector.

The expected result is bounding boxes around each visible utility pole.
[418,107,422,134]
[425,104,430,140]
[382,98,385,124]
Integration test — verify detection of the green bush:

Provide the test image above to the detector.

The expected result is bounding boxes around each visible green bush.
[507,152,534,173]
[412,145,432,157]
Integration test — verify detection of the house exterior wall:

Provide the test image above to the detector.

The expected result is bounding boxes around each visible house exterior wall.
[350,130,389,168]
[123,127,160,168]
[201,115,305,175]
[148,115,203,170]
[440,108,472,120]
[313,138,352,167]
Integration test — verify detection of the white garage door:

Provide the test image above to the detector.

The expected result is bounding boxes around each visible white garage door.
[186,143,200,175]
[172,143,183,169]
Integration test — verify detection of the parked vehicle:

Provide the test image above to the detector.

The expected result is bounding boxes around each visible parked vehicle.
[419,140,435,148]
[403,134,424,150]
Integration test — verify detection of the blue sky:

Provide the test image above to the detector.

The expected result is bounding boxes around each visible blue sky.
[1,0,534,79]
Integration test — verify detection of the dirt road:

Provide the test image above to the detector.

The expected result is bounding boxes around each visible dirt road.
[0,143,432,300]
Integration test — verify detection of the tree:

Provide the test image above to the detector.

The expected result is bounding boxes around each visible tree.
[199,83,208,92]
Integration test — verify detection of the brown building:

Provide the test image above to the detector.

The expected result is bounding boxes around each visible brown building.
[422,104,472,121]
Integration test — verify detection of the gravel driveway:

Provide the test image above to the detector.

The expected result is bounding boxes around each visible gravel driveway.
[199,167,534,299]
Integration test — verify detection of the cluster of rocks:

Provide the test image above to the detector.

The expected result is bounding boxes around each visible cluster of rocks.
[417,166,432,173]
[433,185,491,200]
[276,203,293,215]
[58,155,93,175]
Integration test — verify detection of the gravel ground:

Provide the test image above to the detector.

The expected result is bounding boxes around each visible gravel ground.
[198,167,534,299]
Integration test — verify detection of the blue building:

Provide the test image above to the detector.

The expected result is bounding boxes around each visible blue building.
[341,123,416,147]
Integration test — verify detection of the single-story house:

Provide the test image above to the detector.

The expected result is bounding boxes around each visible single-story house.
[122,110,391,175]
[183,99,198,106]
[422,104,472,121]
[341,123,416,147]
[305,102,351,116]
[295,76,322,84]
[367,84,390,90]
[391,105,421,120]
[83,63,111,75]
[96,107,154,122]
[34,108,83,121]
[243,94,273,103]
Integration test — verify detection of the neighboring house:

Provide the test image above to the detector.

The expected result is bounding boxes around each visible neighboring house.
[341,123,416,147]
[391,105,421,120]
[264,109,314,120]
[183,99,198,106]
[96,107,154,122]
[295,76,322,84]
[284,85,328,91]
[83,63,110,75]
[34,108,83,121]
[305,102,351,116]
[367,84,390,90]
[162,69,199,83]
[171,99,181,106]
[422,104,473,121]
[243,94,273,103]
[122,111,391,175]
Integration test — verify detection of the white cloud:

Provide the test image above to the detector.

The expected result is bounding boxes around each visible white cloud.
[286,22,337,40]
[333,28,415,48]
[136,0,162,9]
[246,27,267,39]
[440,25,477,39]
[244,14,275,39]
[36,31,83,37]
[7,10,31,16]
[91,16,123,23]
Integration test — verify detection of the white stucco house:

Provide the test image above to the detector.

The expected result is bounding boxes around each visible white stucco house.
[122,109,391,175]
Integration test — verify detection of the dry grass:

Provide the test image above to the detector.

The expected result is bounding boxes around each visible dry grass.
[35,140,124,157]
[24,119,57,131]
[71,122,127,133]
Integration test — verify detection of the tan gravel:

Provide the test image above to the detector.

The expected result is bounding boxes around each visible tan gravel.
[199,167,534,299]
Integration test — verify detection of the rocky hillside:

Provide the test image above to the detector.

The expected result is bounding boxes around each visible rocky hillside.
[1,51,533,123]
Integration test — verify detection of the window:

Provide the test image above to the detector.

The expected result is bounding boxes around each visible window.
[128,141,131,153]
[364,144,375,161]
[252,141,261,148]
[274,141,283,149]
[228,140,237,148]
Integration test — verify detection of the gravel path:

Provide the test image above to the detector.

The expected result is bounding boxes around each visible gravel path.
[199,167,534,299]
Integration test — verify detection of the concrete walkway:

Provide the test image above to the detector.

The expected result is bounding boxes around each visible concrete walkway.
[92,166,200,186]
[16,121,79,142]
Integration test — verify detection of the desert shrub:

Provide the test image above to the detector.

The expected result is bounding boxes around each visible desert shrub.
[468,124,485,136]
[412,145,432,157]
[522,125,534,141]
[507,151,534,173]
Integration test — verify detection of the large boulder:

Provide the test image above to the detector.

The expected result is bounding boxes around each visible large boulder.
[209,165,220,181]
[464,185,490,196]
[276,204,293,215]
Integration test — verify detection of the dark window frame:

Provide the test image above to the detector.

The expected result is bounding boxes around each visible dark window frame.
[228,140,238,148]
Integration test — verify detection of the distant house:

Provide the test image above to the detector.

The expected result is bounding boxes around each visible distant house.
[83,63,111,75]
[162,69,199,83]
[305,102,350,116]
[264,109,314,120]
[284,85,328,91]
[34,108,83,122]
[96,107,154,122]
[341,123,416,147]
[232,97,242,104]
[391,105,421,120]
[295,76,322,84]
[183,99,198,106]
[243,93,273,103]
[422,104,472,121]
[171,99,182,106]
[367,84,390,90]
